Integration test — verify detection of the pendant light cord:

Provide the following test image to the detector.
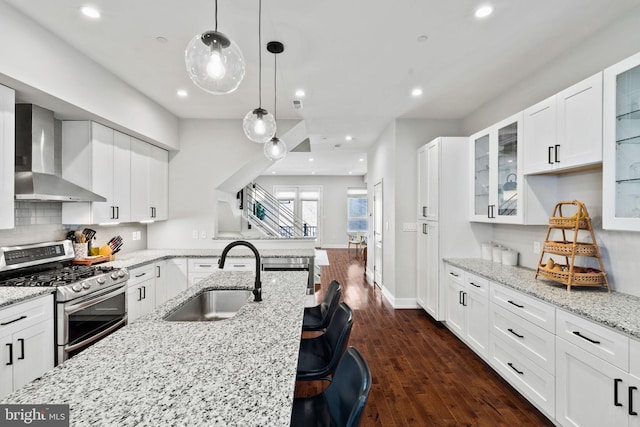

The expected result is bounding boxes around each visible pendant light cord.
[214,0,218,31]
[258,0,262,107]
[273,51,277,121]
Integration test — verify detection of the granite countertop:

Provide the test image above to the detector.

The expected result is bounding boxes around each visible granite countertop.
[445,258,640,340]
[1,270,308,426]
[103,248,316,270]
[0,287,55,309]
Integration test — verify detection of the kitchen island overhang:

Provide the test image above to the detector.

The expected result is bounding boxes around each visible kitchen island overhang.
[1,270,308,427]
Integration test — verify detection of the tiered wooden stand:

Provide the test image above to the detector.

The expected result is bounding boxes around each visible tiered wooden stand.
[535,200,609,292]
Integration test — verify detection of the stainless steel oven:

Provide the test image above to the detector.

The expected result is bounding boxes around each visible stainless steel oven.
[57,283,127,363]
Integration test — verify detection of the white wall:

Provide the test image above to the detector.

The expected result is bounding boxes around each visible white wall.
[0,2,179,150]
[255,175,366,247]
[463,7,640,297]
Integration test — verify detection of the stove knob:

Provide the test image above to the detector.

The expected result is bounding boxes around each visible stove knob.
[118,270,126,278]
[72,283,83,292]
[110,272,119,280]
[82,282,91,290]
[97,277,106,285]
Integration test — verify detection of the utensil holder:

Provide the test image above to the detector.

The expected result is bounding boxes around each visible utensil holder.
[73,243,88,260]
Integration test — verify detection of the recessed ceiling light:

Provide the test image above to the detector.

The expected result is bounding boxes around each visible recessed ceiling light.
[359,158,364,162]
[295,89,305,97]
[176,89,188,97]
[345,135,353,141]
[309,158,314,162]
[311,171,316,175]
[411,88,423,97]
[348,171,353,175]
[271,171,276,174]
[80,6,101,19]
[475,5,494,19]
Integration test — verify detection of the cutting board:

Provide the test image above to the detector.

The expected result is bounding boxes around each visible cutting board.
[71,255,111,265]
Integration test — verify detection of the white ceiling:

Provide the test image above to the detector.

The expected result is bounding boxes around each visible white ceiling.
[4,0,640,176]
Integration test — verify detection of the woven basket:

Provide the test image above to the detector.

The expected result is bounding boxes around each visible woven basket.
[548,216,589,229]
[543,241,598,257]
[537,266,606,286]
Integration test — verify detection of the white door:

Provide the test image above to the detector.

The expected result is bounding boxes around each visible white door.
[373,181,383,286]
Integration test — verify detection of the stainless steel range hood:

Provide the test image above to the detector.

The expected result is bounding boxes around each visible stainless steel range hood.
[14,104,106,202]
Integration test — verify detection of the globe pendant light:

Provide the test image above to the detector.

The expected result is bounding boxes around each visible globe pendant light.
[185,0,245,95]
[264,41,288,161]
[243,0,276,143]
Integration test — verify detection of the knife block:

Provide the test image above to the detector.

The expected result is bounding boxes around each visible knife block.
[99,244,113,257]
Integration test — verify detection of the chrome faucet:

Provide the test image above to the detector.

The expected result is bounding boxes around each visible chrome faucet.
[218,240,262,302]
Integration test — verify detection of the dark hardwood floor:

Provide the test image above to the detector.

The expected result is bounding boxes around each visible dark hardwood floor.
[295,249,554,426]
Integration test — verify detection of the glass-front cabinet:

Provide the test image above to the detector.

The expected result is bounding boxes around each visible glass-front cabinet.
[603,51,640,230]
[470,112,524,224]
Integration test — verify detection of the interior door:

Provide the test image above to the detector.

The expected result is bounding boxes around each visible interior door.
[373,181,383,286]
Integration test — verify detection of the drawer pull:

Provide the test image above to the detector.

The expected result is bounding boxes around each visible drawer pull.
[1,315,27,326]
[5,343,12,366]
[198,264,213,268]
[614,379,623,407]
[508,328,524,339]
[507,362,524,375]
[469,282,481,288]
[17,338,24,360]
[573,331,600,345]
[135,272,146,278]
[449,272,459,278]
[507,300,524,309]
[630,386,638,416]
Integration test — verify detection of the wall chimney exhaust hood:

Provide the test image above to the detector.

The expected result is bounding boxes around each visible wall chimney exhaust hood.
[14,104,106,202]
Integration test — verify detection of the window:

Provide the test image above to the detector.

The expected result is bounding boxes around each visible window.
[347,188,368,233]
[274,186,321,238]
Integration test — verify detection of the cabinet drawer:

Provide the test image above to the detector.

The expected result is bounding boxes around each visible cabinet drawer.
[445,264,463,284]
[220,258,255,271]
[128,264,155,287]
[489,303,555,373]
[464,272,489,298]
[631,338,640,378]
[490,283,555,333]
[489,333,555,418]
[188,258,219,272]
[0,294,54,335]
[556,309,629,371]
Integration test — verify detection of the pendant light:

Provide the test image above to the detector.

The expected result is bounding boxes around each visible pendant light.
[264,41,288,161]
[185,0,245,95]
[243,0,276,143]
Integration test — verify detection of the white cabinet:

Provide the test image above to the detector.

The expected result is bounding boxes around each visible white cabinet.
[416,221,438,316]
[0,85,15,230]
[631,339,640,426]
[127,264,156,323]
[603,51,640,231]
[470,112,556,224]
[444,265,489,358]
[62,122,131,224]
[417,142,439,221]
[155,258,188,306]
[187,257,255,287]
[131,139,168,222]
[0,294,54,400]
[524,73,603,175]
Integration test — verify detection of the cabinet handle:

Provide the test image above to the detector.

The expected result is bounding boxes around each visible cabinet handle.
[614,379,623,407]
[1,315,27,326]
[488,205,495,219]
[469,282,481,288]
[508,328,524,339]
[423,224,428,234]
[17,338,24,360]
[507,362,524,375]
[135,272,146,278]
[116,206,120,219]
[157,266,161,278]
[142,286,146,300]
[459,290,463,305]
[422,206,428,218]
[554,144,560,163]
[630,386,638,416]
[449,272,459,278]
[462,292,467,307]
[507,300,524,309]
[137,287,143,302]
[110,206,115,219]
[548,146,554,165]
[199,264,212,268]
[572,331,601,345]
[6,343,12,365]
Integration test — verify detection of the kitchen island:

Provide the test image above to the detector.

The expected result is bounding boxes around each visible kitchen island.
[1,270,308,426]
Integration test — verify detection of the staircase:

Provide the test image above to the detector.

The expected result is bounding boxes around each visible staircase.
[242,182,312,238]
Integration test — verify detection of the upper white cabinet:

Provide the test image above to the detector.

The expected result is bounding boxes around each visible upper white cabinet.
[524,73,603,175]
[0,85,15,230]
[603,51,640,231]
[131,139,168,222]
[62,122,131,224]
[470,112,555,225]
[417,142,439,221]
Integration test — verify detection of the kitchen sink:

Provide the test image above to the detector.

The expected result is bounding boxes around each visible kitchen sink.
[163,289,253,322]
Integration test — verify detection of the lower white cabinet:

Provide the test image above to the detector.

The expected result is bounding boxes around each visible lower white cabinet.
[444,265,489,358]
[127,265,156,323]
[155,258,188,306]
[187,257,255,287]
[0,294,54,400]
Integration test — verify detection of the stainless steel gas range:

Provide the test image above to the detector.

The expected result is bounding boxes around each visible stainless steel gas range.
[0,240,128,364]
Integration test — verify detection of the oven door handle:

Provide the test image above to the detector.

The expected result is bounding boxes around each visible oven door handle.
[64,285,126,315]
[64,316,128,354]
